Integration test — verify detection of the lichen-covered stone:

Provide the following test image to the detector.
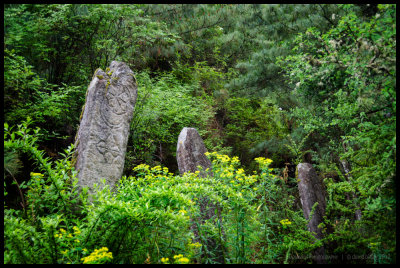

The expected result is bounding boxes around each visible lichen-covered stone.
[74,61,137,192]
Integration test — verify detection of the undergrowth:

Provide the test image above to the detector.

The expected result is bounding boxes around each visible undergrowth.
[4,119,392,264]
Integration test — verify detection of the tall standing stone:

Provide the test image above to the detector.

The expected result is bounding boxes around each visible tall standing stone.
[74,61,137,192]
[297,163,326,263]
[176,127,225,264]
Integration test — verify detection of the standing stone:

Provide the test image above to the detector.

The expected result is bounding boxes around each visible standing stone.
[176,127,225,264]
[177,127,212,177]
[74,61,137,192]
[297,163,326,263]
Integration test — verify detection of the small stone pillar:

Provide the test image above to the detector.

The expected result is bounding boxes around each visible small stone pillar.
[297,163,326,263]
[73,61,137,192]
[177,127,213,177]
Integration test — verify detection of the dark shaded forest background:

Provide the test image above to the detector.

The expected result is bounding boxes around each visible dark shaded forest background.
[4,4,396,264]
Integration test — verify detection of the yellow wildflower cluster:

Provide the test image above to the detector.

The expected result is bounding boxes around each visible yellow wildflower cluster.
[254,157,273,167]
[30,172,45,183]
[133,163,151,175]
[81,247,113,264]
[161,257,169,263]
[54,226,82,241]
[133,163,150,170]
[53,226,87,263]
[173,254,190,264]
[205,152,240,166]
[127,163,180,190]
[236,168,245,175]
[151,165,162,172]
[133,163,173,177]
[231,173,259,189]
[220,166,235,179]
[73,226,81,235]
[280,219,292,226]
[215,154,230,164]
[231,156,240,165]
[188,242,202,249]
[204,152,262,191]
[254,157,275,178]
[30,172,44,177]
[54,228,67,239]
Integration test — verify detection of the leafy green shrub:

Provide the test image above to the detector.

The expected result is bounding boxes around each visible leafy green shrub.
[222,97,289,168]
[125,71,214,173]
[4,49,85,144]
[4,119,82,263]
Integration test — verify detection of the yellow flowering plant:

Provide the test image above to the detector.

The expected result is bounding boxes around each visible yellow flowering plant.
[81,247,113,264]
[280,219,292,226]
[53,225,88,264]
[160,257,169,263]
[173,254,190,264]
[279,219,293,231]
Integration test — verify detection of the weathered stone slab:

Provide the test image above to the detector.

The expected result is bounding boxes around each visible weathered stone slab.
[176,127,224,263]
[74,61,137,192]
[297,163,326,263]
[177,127,212,177]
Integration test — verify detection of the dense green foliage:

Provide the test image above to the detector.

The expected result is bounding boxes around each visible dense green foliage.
[277,5,396,260]
[4,124,320,264]
[125,71,214,174]
[4,4,396,264]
